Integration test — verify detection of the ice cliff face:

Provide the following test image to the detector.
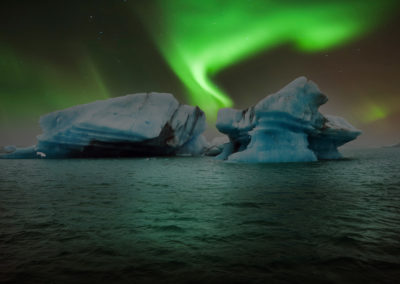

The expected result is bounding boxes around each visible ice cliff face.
[216,77,361,162]
[3,93,208,158]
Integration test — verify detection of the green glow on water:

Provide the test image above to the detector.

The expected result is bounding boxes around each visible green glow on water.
[139,0,396,119]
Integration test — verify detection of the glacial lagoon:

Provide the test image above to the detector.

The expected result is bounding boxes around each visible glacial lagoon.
[1,147,400,283]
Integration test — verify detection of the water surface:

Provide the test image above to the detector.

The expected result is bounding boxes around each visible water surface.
[1,148,400,283]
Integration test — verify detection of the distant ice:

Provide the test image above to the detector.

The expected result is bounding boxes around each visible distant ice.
[383,142,400,148]
[0,145,16,154]
[204,136,229,156]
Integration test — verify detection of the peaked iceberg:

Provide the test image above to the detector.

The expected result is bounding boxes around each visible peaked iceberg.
[216,77,361,163]
[2,93,208,158]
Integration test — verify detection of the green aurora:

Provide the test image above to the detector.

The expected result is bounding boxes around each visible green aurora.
[0,47,109,123]
[0,0,398,129]
[138,0,396,119]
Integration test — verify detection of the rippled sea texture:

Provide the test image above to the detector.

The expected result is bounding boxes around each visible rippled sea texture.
[1,148,400,283]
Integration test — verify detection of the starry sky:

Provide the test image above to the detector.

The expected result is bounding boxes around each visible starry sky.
[0,0,399,147]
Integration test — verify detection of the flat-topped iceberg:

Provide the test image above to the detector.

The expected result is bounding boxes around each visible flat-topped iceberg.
[216,77,361,162]
[2,93,208,158]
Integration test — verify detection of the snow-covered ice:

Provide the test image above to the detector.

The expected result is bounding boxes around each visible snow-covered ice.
[216,77,361,162]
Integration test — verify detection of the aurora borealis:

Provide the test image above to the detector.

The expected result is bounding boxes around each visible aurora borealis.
[0,47,109,120]
[0,0,399,146]
[138,0,397,118]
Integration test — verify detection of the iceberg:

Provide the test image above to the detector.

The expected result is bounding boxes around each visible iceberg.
[216,77,361,162]
[0,145,16,154]
[383,142,400,148]
[2,93,208,158]
[204,136,230,156]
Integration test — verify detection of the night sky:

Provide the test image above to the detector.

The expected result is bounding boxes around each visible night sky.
[1,0,399,147]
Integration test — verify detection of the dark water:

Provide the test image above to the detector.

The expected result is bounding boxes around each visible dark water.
[1,148,400,283]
